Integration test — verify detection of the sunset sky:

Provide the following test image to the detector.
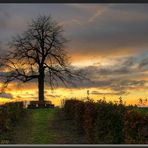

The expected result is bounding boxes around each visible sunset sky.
[0,4,148,106]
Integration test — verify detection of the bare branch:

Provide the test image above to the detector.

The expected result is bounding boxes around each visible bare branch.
[0,15,85,101]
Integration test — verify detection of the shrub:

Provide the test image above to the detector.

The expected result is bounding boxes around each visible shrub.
[0,102,25,135]
[74,100,85,134]
[140,114,148,144]
[95,100,126,144]
[84,100,97,143]
[123,110,143,144]
[0,106,10,133]
[62,98,148,144]
[6,102,24,125]
[63,99,79,120]
[140,114,148,143]
[124,111,148,144]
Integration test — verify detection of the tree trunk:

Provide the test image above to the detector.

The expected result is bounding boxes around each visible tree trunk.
[38,67,45,103]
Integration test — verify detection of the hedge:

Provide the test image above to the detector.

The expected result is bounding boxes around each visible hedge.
[124,110,148,144]
[63,99,148,144]
[95,100,126,144]
[0,102,25,136]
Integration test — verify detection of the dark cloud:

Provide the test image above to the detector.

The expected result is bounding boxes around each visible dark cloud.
[46,94,61,98]
[91,90,127,96]
[15,95,23,99]
[78,55,148,78]
[76,78,147,97]
[73,78,147,89]
[0,92,12,99]
[65,56,148,95]
[0,4,148,58]
[138,58,148,70]
[66,5,148,57]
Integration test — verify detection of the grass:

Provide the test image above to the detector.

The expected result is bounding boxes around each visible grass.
[31,108,57,144]
[9,108,85,144]
[49,109,86,144]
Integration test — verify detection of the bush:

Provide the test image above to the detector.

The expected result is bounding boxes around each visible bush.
[74,100,85,134]
[6,102,24,125]
[0,106,10,133]
[63,99,79,120]
[124,110,148,144]
[0,102,25,135]
[84,100,97,143]
[63,98,148,144]
[140,114,148,143]
[95,100,126,144]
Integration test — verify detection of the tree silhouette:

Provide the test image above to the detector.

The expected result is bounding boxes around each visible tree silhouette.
[0,15,80,104]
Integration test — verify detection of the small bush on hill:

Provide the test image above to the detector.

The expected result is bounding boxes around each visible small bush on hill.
[74,100,85,134]
[0,102,25,140]
[63,99,79,120]
[95,100,126,144]
[83,100,97,143]
[124,110,148,144]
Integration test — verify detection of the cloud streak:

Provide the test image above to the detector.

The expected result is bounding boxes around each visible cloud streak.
[0,92,12,99]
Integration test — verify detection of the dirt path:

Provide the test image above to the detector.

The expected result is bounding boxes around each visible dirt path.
[10,108,85,144]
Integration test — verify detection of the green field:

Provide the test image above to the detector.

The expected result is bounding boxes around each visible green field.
[9,108,85,144]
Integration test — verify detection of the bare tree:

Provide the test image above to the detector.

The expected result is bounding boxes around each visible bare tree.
[0,15,80,104]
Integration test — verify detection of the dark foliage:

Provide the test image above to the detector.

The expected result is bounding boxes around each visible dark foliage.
[124,110,148,144]
[83,100,97,143]
[74,100,85,134]
[63,99,148,144]
[0,102,25,140]
[95,100,126,144]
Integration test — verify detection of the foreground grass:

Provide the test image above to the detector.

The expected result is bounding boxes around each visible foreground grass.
[31,108,57,144]
[49,109,85,144]
[10,108,85,144]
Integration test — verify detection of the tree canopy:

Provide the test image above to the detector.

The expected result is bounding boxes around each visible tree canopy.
[0,15,82,102]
